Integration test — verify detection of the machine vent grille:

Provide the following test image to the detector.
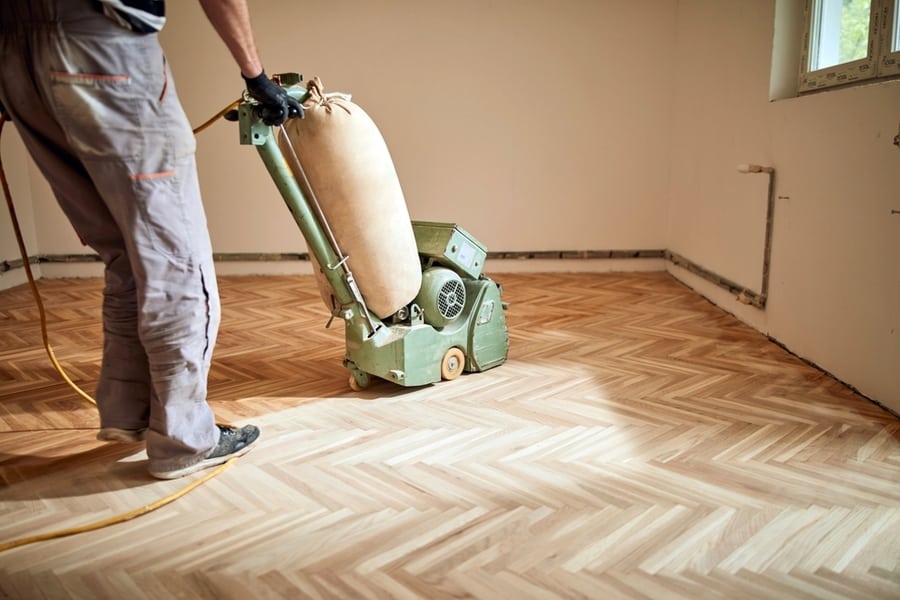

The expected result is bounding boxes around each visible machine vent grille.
[438,279,466,320]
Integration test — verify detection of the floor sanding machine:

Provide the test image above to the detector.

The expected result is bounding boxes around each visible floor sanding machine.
[233,73,509,390]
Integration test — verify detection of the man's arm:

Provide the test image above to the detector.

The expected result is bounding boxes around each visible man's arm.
[196,0,302,125]
[196,0,263,78]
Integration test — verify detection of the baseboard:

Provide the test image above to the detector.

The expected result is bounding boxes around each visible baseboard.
[0,250,669,290]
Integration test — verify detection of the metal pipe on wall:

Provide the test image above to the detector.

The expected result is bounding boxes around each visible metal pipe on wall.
[667,163,777,310]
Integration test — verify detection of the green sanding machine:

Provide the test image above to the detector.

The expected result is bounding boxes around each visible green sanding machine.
[234,74,509,390]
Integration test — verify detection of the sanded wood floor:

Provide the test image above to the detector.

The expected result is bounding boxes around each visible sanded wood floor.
[1,271,898,599]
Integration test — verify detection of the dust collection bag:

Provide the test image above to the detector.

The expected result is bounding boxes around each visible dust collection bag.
[278,78,422,319]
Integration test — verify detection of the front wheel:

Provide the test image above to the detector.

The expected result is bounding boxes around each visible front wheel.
[348,372,370,391]
[440,347,466,381]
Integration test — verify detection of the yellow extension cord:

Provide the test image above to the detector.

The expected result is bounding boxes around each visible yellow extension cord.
[0,99,241,553]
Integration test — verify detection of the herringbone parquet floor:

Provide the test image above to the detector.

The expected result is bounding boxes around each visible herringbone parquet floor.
[1,271,898,599]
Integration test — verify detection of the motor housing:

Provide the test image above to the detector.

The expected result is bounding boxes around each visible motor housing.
[415,267,466,328]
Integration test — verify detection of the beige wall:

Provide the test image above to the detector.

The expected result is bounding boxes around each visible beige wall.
[3,1,677,266]
[1,0,897,410]
[667,0,900,411]
[159,0,676,254]
[0,125,39,289]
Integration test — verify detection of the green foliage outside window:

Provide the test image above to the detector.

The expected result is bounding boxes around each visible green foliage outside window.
[840,0,871,62]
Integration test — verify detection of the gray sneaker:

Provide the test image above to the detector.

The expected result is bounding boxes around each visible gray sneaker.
[148,424,260,480]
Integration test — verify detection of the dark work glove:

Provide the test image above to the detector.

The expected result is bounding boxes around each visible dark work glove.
[243,71,303,126]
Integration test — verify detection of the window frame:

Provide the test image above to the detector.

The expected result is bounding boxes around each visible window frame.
[799,0,900,92]
[878,0,900,76]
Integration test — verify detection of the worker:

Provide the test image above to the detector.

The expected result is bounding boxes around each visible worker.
[0,0,302,479]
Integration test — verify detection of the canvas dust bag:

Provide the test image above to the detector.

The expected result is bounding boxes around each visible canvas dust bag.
[278,78,421,319]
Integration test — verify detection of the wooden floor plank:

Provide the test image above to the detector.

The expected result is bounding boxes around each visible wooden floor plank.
[1,271,898,599]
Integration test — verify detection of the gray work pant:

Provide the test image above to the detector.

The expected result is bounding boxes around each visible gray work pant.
[0,2,219,472]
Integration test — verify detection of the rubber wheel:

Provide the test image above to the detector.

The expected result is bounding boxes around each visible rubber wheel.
[348,374,369,391]
[440,347,465,381]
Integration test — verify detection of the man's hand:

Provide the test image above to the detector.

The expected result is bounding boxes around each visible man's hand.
[243,71,303,126]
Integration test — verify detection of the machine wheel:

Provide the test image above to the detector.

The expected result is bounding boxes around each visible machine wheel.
[349,373,370,391]
[440,347,466,381]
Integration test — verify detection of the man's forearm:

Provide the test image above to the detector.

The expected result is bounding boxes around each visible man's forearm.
[197,0,264,78]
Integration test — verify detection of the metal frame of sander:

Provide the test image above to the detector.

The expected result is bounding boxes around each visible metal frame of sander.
[236,74,509,390]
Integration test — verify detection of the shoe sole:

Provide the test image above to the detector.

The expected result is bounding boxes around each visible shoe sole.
[148,437,258,480]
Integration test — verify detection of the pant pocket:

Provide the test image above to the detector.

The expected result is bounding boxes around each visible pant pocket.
[130,165,194,260]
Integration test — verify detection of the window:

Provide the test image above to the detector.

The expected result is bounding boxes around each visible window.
[799,0,900,91]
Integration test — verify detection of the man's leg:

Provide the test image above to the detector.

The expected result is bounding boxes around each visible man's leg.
[39,29,224,470]
[5,12,224,470]
[0,45,152,434]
